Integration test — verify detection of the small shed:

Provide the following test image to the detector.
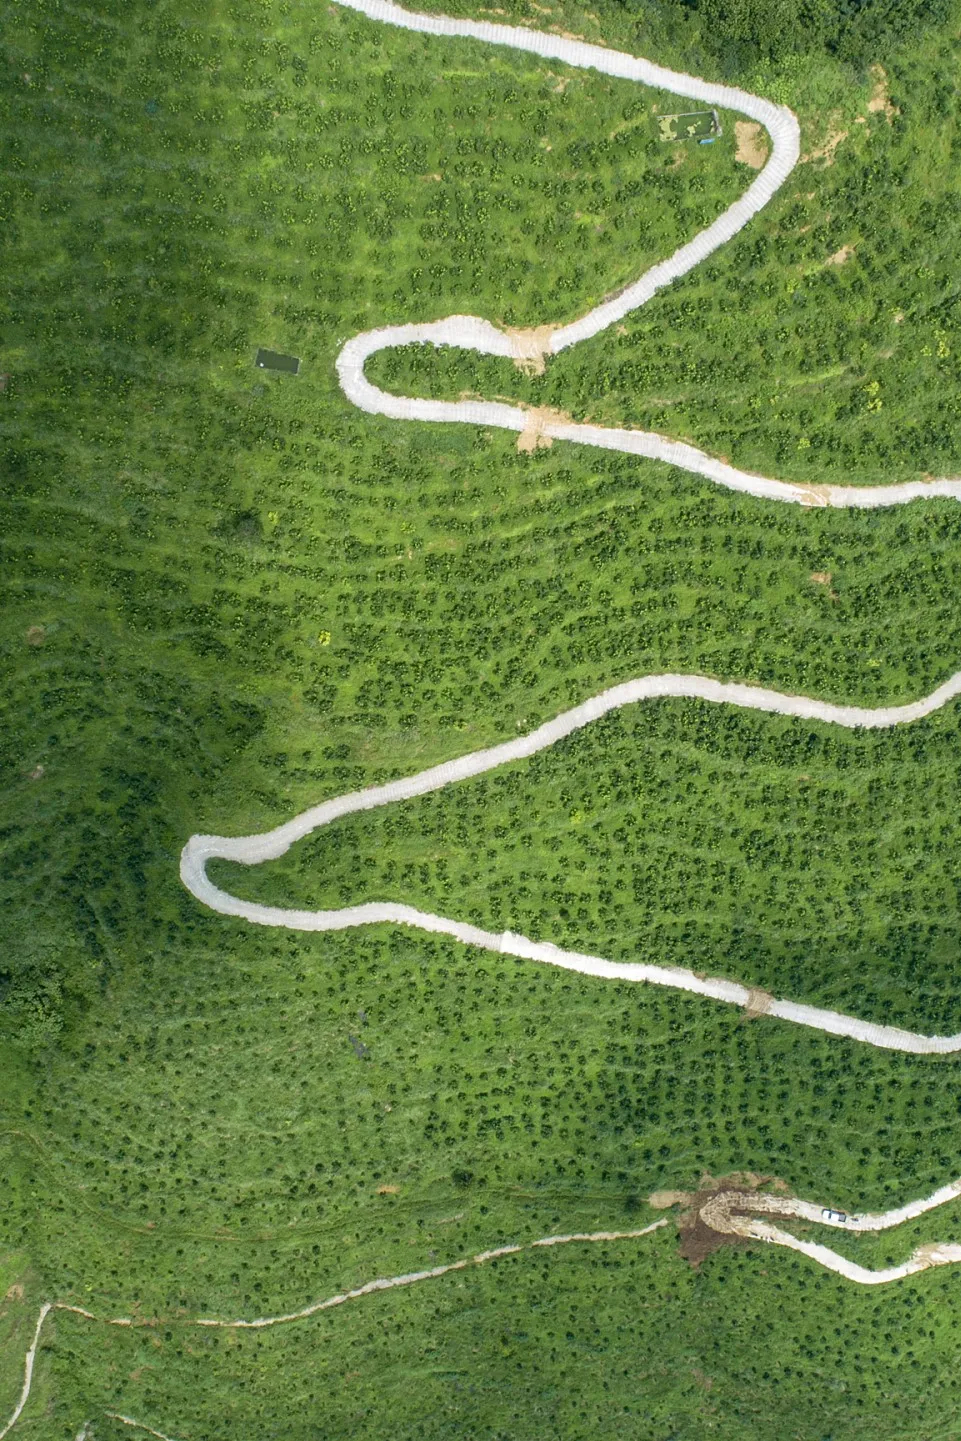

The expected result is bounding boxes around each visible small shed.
[255,348,300,375]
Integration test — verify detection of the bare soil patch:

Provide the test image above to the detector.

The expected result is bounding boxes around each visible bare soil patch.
[651,1172,792,1267]
[810,570,839,600]
[867,64,897,123]
[25,625,45,646]
[734,121,768,169]
[797,482,830,508]
[744,986,774,1019]
[678,1195,751,1265]
[506,323,556,375]
[516,404,571,452]
[648,1190,691,1209]
[827,244,854,266]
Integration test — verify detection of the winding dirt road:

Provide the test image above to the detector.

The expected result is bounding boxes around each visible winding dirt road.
[17,9,961,1436]
[182,4,961,1050]
[182,668,961,1053]
[334,0,961,508]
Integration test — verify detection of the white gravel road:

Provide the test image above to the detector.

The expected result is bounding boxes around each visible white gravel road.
[182,668,961,1053]
[183,3,961,1047]
[333,0,961,507]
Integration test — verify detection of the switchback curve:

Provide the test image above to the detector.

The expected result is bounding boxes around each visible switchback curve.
[182,668,961,1053]
[333,0,961,507]
[663,1172,961,1285]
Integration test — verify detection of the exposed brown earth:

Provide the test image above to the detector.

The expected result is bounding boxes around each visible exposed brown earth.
[516,403,571,452]
[506,323,557,374]
[734,120,768,169]
[651,1172,793,1267]
[811,570,839,600]
[802,115,847,166]
[744,986,774,1018]
[867,65,898,123]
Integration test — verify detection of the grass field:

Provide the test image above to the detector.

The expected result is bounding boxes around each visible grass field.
[5,0,961,1435]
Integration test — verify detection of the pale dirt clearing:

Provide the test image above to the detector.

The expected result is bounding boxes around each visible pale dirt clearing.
[802,114,848,165]
[734,120,767,168]
[505,323,556,374]
[810,570,839,599]
[515,403,572,451]
[867,64,898,123]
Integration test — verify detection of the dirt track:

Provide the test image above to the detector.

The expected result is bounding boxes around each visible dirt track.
[8,1169,961,1437]
[1,1225,667,1439]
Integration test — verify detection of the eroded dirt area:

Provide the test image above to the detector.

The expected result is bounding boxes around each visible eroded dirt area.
[516,403,572,451]
[734,120,768,169]
[507,323,557,374]
[650,1172,793,1267]
[803,113,848,166]
[867,64,898,123]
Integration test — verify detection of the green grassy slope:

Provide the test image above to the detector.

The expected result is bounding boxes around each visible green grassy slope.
[381,0,961,488]
[5,0,961,1436]
[215,693,961,1035]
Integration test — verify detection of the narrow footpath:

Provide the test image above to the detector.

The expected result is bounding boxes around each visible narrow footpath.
[7,1180,961,1438]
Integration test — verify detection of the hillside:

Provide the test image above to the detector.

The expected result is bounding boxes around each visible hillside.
[3,0,961,1436]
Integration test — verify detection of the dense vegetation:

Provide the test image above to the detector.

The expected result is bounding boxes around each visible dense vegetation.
[4,0,961,1435]
[650,0,953,71]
